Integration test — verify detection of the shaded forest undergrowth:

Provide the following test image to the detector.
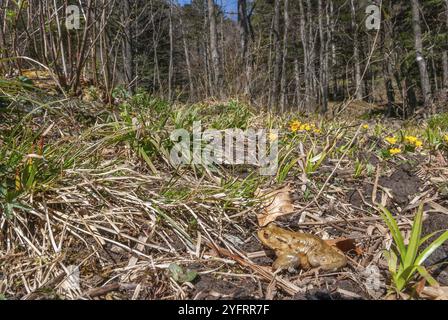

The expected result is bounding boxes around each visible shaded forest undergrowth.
[1,93,448,300]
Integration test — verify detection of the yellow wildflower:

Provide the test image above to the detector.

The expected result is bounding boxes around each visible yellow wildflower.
[385,136,397,145]
[444,135,448,143]
[290,120,301,132]
[404,135,423,148]
[362,124,369,130]
[414,139,423,148]
[389,148,402,155]
[291,121,318,133]
[301,124,311,131]
[404,135,417,144]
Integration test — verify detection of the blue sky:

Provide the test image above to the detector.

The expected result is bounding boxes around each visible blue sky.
[177,0,238,17]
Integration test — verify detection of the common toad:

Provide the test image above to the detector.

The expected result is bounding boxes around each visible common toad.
[257,224,347,271]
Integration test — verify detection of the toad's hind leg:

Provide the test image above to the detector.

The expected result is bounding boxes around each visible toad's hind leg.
[272,253,299,271]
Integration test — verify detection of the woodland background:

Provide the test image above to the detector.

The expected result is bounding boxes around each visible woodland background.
[1,0,447,115]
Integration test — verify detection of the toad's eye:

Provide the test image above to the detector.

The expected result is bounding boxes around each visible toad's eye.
[263,231,271,239]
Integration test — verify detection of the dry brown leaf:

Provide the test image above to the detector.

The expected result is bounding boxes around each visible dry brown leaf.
[256,186,295,227]
[415,278,426,296]
[420,286,448,300]
[324,238,363,255]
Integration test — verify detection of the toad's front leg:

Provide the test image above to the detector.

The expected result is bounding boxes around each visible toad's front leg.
[298,253,312,270]
[272,252,299,271]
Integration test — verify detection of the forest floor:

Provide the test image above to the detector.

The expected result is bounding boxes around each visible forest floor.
[1,93,448,300]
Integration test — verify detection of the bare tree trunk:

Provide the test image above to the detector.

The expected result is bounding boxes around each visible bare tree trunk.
[219,12,226,84]
[0,1,6,73]
[204,4,212,98]
[306,0,317,104]
[443,51,448,92]
[298,0,310,109]
[238,0,251,97]
[168,1,174,102]
[411,0,432,108]
[71,0,93,94]
[207,0,223,98]
[280,0,289,112]
[382,16,396,116]
[151,7,162,94]
[294,58,301,109]
[122,0,134,93]
[329,0,338,101]
[179,13,194,101]
[99,0,111,103]
[318,0,328,113]
[350,0,364,100]
[271,0,281,110]
[53,0,68,81]
[442,0,448,93]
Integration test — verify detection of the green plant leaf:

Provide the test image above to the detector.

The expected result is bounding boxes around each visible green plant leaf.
[415,266,439,288]
[399,265,418,285]
[380,206,406,257]
[139,146,158,175]
[419,231,440,247]
[168,263,198,284]
[384,249,398,275]
[404,204,424,268]
[415,230,448,266]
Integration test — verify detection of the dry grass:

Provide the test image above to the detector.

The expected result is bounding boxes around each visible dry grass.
[1,95,448,300]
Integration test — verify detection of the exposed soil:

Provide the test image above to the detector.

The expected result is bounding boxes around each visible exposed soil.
[380,163,423,207]
[241,237,274,266]
[349,163,423,209]
[422,213,448,286]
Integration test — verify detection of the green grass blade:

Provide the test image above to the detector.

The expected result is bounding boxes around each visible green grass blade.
[404,204,424,268]
[415,266,439,288]
[139,146,159,175]
[415,230,448,266]
[384,249,398,274]
[399,265,418,286]
[380,206,406,257]
[419,231,440,247]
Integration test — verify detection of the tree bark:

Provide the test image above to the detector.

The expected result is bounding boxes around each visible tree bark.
[122,0,134,93]
[280,0,289,112]
[298,0,310,109]
[329,0,338,101]
[179,13,194,101]
[411,0,432,108]
[442,0,448,93]
[168,1,174,102]
[207,0,223,98]
[382,16,396,116]
[350,0,364,100]
[306,0,317,103]
[443,51,448,92]
[294,58,301,109]
[318,0,328,113]
[238,0,251,97]
[271,0,282,110]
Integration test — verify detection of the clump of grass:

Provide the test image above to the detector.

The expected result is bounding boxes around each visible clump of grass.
[209,100,253,130]
[427,113,448,131]
[380,204,448,294]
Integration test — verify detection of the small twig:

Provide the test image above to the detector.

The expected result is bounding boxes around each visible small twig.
[83,283,138,298]
[296,214,416,226]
